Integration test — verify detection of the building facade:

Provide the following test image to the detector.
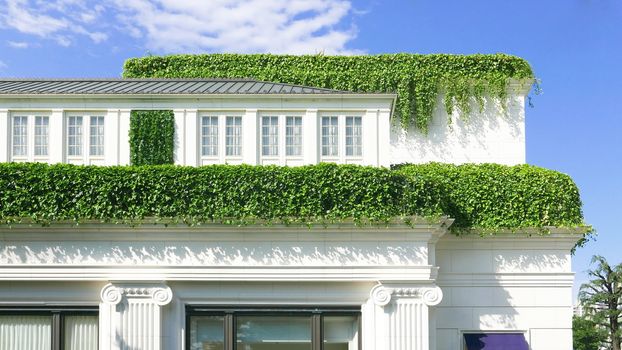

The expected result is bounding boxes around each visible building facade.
[0,79,579,350]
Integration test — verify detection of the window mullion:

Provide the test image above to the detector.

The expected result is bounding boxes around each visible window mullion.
[312,313,322,350]
[51,312,62,350]
[225,312,234,350]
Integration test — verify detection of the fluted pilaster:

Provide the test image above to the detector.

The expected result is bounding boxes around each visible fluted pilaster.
[100,282,173,350]
[367,283,443,350]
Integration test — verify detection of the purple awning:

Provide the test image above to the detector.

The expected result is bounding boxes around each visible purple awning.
[464,333,529,350]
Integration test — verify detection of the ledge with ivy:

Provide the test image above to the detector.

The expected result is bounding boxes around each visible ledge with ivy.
[0,163,587,237]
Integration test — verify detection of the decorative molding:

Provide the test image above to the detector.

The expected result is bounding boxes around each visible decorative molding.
[370,284,392,306]
[100,283,124,305]
[421,286,443,306]
[370,283,443,307]
[0,266,439,282]
[100,283,173,306]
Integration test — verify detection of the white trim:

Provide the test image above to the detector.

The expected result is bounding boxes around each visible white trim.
[64,110,107,165]
[0,265,440,282]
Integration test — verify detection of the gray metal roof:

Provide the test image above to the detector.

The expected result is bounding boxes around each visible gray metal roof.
[0,78,356,95]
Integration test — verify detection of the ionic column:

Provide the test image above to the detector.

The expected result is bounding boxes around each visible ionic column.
[366,283,443,350]
[100,282,173,350]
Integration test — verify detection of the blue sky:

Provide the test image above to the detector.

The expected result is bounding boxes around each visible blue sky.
[0,0,620,298]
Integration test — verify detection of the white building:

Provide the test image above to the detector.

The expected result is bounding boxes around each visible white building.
[0,78,580,350]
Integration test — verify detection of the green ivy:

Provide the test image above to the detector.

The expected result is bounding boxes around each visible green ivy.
[123,53,535,132]
[393,163,584,231]
[129,110,175,165]
[0,163,584,232]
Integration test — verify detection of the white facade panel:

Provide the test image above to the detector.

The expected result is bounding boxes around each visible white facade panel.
[0,223,580,350]
[435,233,577,350]
[390,95,526,165]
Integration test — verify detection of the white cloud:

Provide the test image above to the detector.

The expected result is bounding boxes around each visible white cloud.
[0,60,7,69]
[0,0,358,53]
[7,40,30,48]
[112,0,358,54]
[1,0,107,45]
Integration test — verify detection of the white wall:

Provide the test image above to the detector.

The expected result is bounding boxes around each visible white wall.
[0,91,529,167]
[0,223,581,350]
[390,94,526,165]
[0,95,394,167]
[435,233,578,350]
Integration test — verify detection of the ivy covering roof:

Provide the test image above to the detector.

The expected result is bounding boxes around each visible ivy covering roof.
[123,53,535,132]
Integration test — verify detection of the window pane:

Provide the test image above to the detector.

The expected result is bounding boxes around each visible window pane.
[67,116,83,156]
[464,333,529,350]
[225,116,242,156]
[12,116,28,157]
[190,316,224,350]
[34,116,49,156]
[201,116,219,156]
[261,116,279,156]
[64,315,98,350]
[286,116,302,156]
[345,117,362,157]
[237,316,311,350]
[89,116,105,156]
[0,315,52,350]
[324,316,359,350]
[321,116,338,157]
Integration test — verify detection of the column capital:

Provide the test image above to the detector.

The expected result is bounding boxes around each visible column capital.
[370,283,443,307]
[100,282,173,306]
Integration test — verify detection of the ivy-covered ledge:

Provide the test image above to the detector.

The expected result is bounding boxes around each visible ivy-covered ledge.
[0,163,587,235]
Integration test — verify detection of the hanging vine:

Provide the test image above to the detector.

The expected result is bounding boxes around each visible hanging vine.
[123,53,535,132]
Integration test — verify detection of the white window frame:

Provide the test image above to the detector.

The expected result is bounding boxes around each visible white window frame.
[261,115,279,157]
[34,115,50,157]
[320,113,364,164]
[89,115,105,157]
[258,112,304,165]
[200,115,219,158]
[65,112,106,164]
[9,112,52,163]
[198,112,244,164]
[285,115,303,157]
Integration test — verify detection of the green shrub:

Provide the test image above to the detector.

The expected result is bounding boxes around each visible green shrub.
[123,53,534,132]
[0,163,584,232]
[394,163,584,230]
[129,110,175,165]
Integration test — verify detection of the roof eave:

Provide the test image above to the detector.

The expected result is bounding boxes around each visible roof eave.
[0,93,398,99]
